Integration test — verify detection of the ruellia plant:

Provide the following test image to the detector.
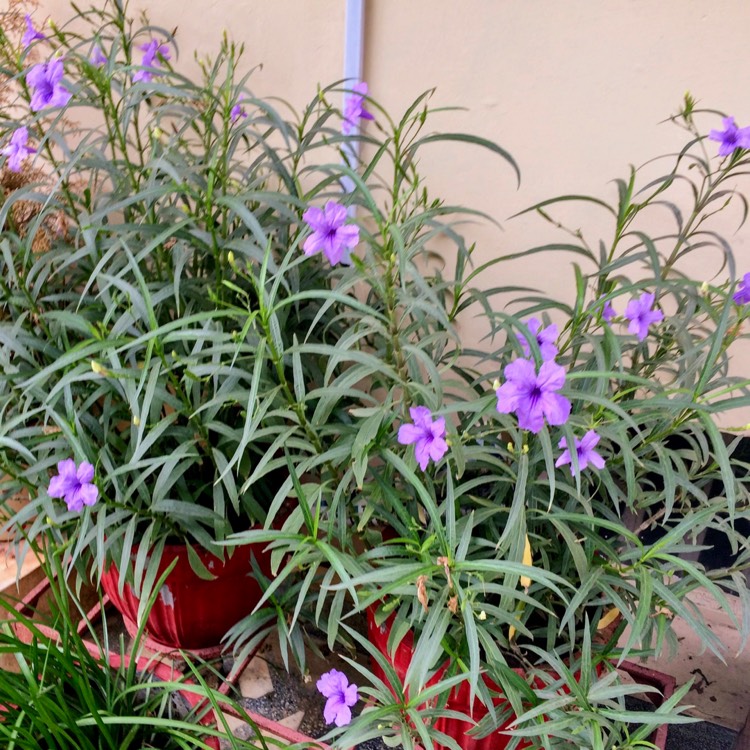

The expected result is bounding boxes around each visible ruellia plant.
[2,1,750,747]
[0,0,515,590]
[227,98,750,748]
[0,0,345,587]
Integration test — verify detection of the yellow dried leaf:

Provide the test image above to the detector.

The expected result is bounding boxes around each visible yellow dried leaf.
[520,534,532,591]
[596,606,621,631]
[90,360,108,376]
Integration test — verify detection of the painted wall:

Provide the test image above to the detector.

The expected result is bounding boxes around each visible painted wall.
[34,0,750,425]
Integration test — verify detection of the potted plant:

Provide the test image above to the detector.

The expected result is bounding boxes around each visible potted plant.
[227,96,750,749]
[0,0,378,648]
[0,0,523,653]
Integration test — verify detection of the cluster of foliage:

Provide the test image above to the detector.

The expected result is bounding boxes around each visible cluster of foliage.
[0,547,278,750]
[2,2,750,748]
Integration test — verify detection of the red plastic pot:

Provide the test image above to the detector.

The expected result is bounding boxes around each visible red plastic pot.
[100,542,272,651]
[367,608,525,750]
[367,609,672,750]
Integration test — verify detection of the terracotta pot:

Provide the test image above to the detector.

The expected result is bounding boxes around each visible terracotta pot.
[367,609,672,750]
[100,542,272,651]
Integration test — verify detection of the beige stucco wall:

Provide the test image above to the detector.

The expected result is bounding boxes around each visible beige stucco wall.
[33,0,750,425]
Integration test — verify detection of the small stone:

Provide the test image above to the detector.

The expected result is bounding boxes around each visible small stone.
[277,710,305,731]
[238,657,274,699]
[217,712,246,737]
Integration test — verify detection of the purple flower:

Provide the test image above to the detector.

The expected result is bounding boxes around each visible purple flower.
[397,406,449,471]
[316,669,359,727]
[302,200,360,266]
[47,458,99,512]
[601,300,616,323]
[516,317,558,361]
[733,273,750,305]
[624,292,664,342]
[555,430,605,475]
[342,82,374,135]
[2,127,35,173]
[592,296,616,323]
[22,14,45,48]
[133,39,170,83]
[495,358,571,434]
[90,45,107,67]
[27,58,72,111]
[709,117,750,157]
[230,102,247,122]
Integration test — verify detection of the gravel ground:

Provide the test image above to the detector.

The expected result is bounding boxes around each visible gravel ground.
[237,631,383,747]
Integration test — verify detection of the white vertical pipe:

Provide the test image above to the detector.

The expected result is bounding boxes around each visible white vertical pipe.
[342,0,365,200]
[343,0,365,90]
